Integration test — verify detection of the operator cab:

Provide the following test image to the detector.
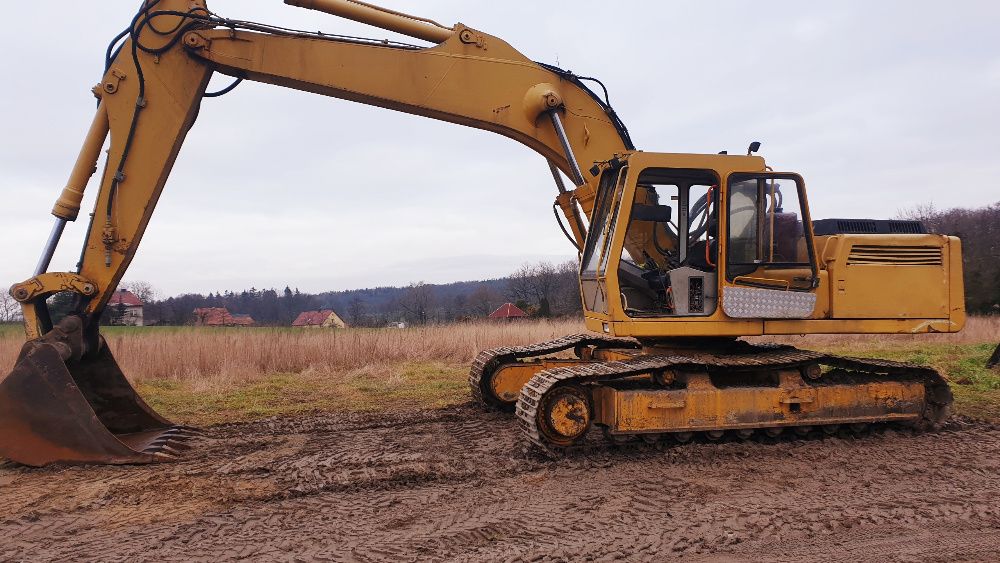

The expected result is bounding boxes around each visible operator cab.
[580,153,820,326]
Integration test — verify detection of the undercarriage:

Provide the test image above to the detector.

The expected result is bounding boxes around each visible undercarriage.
[470,335,952,452]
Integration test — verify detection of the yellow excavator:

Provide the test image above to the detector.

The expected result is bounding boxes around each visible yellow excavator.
[0,0,963,465]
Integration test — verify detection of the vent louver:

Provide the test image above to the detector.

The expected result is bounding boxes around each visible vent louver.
[847,245,943,266]
[887,221,925,234]
[836,220,877,233]
[813,219,927,236]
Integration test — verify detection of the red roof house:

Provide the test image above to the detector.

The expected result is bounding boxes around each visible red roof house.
[193,307,255,327]
[488,303,528,320]
[108,289,144,326]
[109,289,143,307]
[292,310,348,328]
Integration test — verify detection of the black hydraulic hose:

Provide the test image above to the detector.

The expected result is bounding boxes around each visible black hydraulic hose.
[535,61,636,151]
[553,203,580,252]
[104,28,130,72]
[204,77,243,98]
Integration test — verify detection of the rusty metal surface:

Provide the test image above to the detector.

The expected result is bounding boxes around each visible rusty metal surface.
[595,376,925,434]
[0,317,195,467]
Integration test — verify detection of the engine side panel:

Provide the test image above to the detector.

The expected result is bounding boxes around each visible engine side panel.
[822,234,957,320]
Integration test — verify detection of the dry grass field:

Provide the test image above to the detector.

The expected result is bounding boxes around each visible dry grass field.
[0,317,997,424]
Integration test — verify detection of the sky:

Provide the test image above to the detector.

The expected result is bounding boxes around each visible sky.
[1,1,997,297]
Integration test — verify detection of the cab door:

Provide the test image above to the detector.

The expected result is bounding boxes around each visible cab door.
[721,173,821,319]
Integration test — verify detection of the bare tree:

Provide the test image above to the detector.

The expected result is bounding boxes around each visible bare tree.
[0,288,22,323]
[448,293,469,321]
[399,282,435,325]
[507,261,564,316]
[896,202,938,223]
[347,295,366,327]
[470,285,500,317]
[122,280,159,304]
[551,260,583,315]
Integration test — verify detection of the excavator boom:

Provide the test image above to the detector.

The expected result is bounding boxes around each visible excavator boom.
[0,0,632,466]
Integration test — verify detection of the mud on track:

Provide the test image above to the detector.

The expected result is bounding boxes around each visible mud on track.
[1,405,999,562]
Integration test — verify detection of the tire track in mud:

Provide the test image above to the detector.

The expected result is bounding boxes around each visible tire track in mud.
[1,406,998,561]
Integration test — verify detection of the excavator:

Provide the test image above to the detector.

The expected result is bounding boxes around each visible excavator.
[0,0,963,466]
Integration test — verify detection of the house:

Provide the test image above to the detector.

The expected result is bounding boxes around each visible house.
[292,309,348,329]
[108,289,144,326]
[193,307,255,327]
[488,302,528,320]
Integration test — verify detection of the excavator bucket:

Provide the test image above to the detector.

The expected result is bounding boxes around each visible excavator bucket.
[0,317,195,467]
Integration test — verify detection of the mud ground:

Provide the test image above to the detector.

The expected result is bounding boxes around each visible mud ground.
[1,405,998,562]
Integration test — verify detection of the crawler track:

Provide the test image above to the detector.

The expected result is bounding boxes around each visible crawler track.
[516,344,953,453]
[468,333,638,410]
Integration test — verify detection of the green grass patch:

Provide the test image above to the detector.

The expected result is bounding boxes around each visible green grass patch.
[0,324,22,337]
[138,362,469,426]
[138,375,321,425]
[343,362,470,411]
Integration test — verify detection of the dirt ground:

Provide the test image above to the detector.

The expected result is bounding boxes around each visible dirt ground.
[1,405,998,562]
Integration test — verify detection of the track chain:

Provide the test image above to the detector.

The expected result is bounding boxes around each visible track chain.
[515,345,953,453]
[468,333,639,410]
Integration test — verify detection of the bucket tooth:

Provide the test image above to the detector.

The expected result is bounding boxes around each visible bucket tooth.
[145,431,195,451]
[0,316,191,467]
[153,445,184,456]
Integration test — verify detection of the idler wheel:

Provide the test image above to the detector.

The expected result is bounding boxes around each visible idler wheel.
[536,384,593,447]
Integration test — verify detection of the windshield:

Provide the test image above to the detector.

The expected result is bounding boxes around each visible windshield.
[581,167,628,277]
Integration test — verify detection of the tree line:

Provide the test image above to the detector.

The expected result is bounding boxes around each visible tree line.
[10,260,581,327]
[142,260,583,327]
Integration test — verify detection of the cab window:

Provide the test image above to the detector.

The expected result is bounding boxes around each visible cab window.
[726,173,816,287]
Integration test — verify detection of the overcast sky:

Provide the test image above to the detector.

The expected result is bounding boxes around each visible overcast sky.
[1,1,997,297]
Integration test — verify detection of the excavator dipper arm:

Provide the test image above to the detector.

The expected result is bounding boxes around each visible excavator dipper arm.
[0,0,632,466]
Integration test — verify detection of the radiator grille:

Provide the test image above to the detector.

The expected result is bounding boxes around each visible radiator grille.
[847,245,943,266]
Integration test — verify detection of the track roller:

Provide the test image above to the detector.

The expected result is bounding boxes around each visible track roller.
[672,432,693,443]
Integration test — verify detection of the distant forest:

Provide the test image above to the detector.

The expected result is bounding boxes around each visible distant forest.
[139,261,581,327]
